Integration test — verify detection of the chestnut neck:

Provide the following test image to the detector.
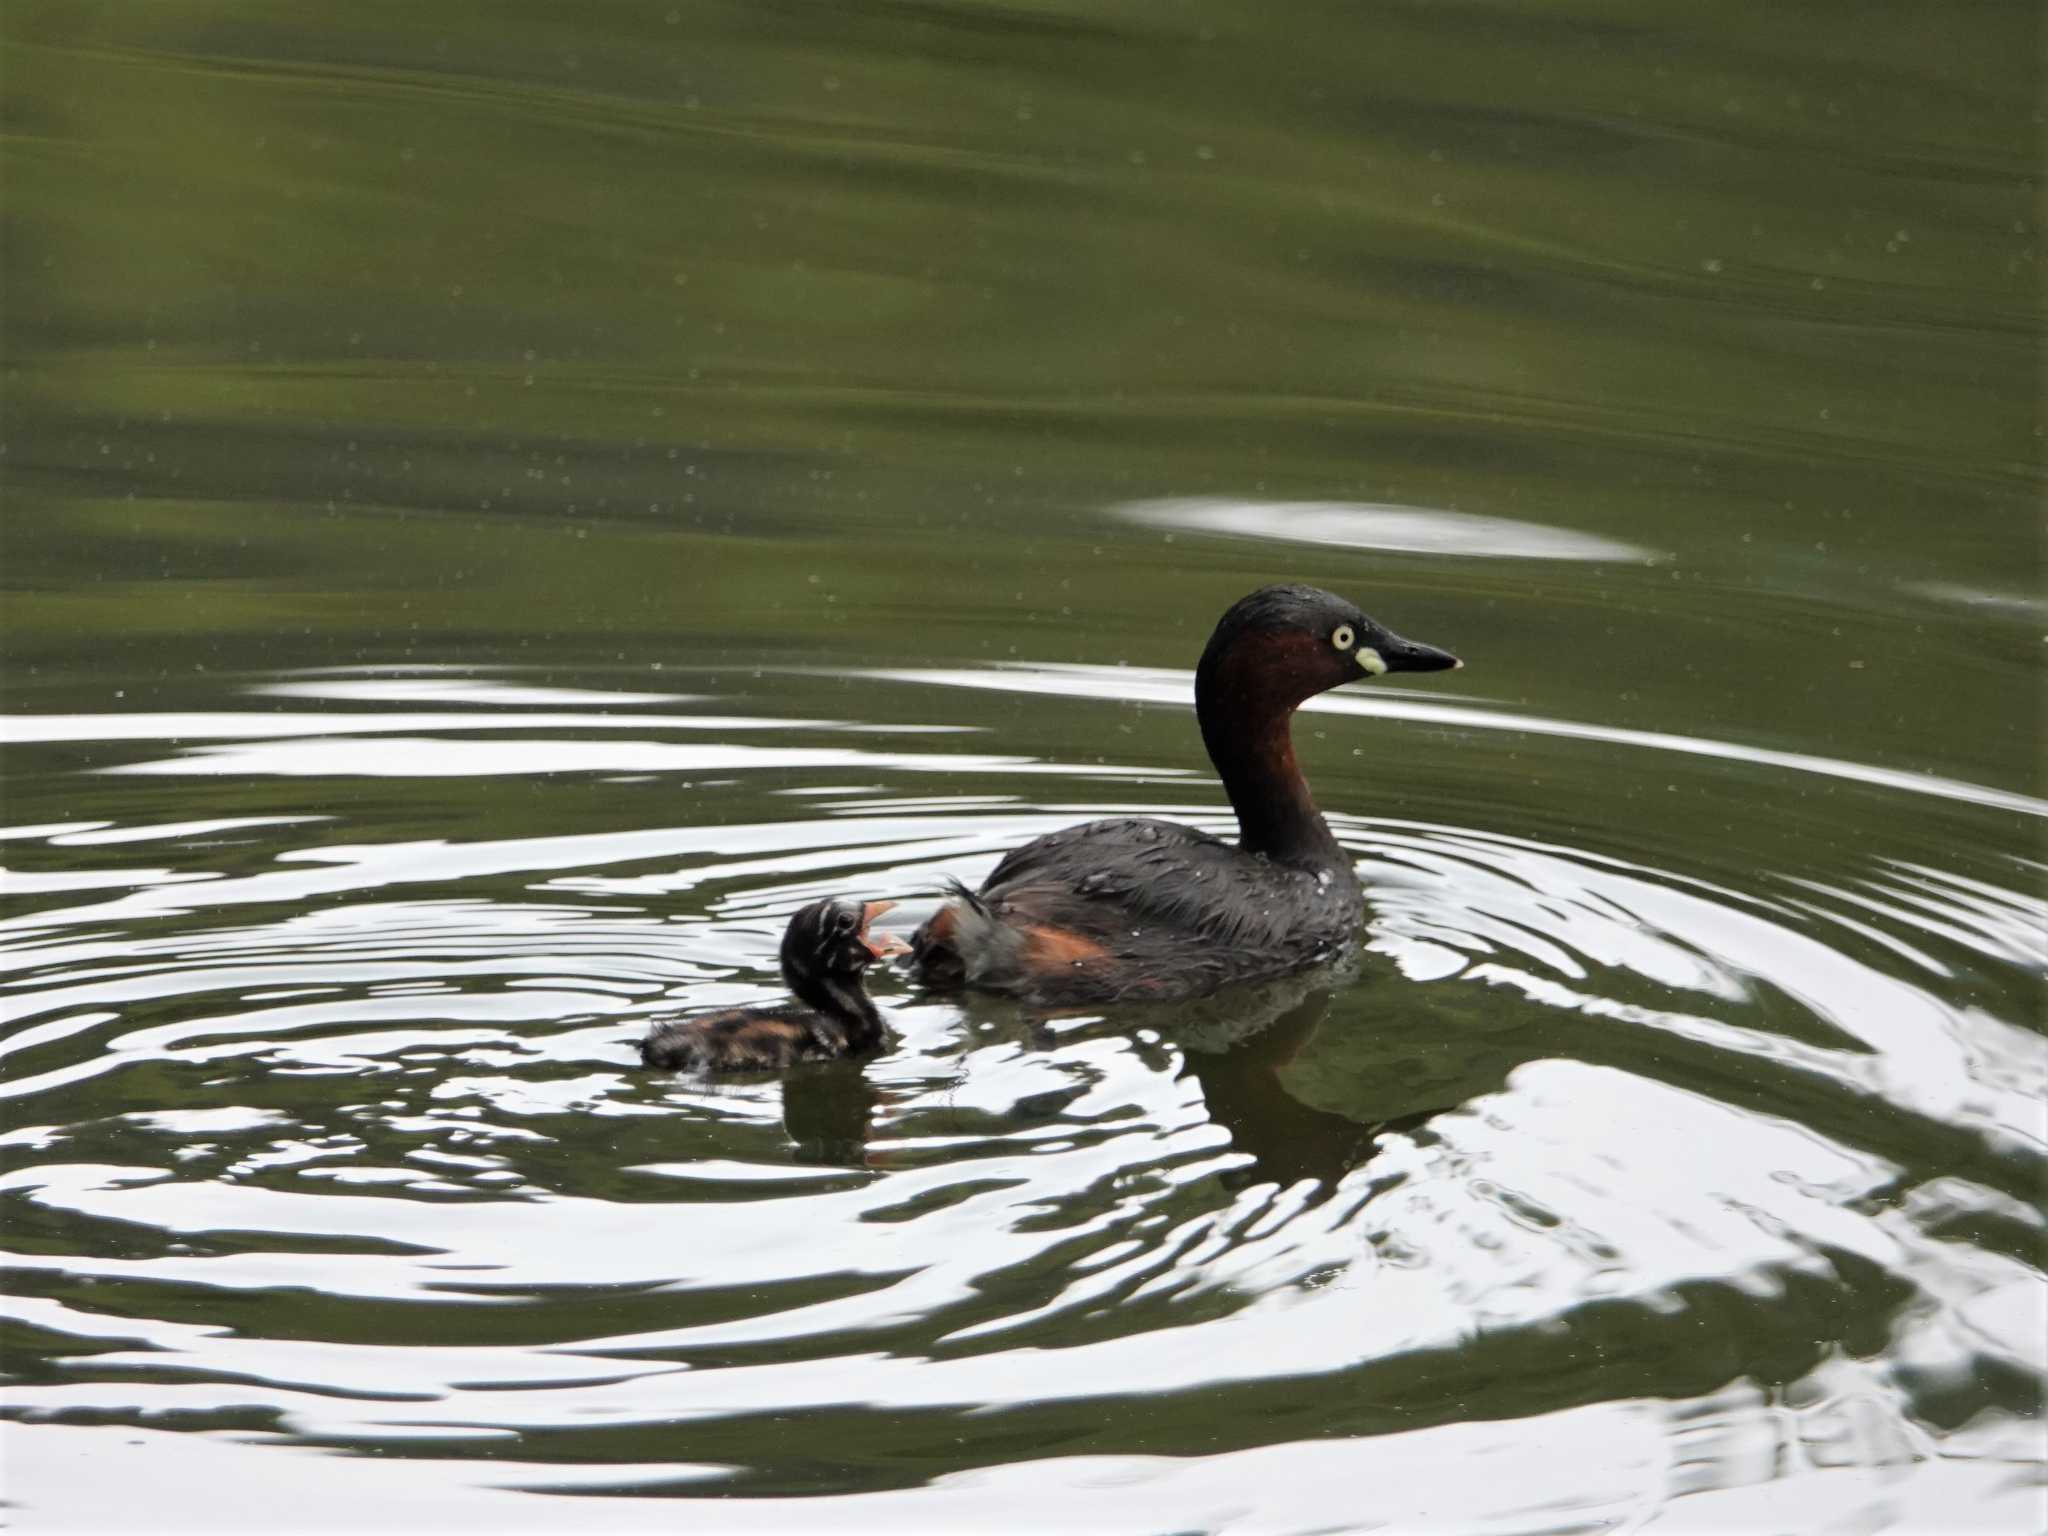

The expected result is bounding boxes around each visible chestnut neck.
[1195,655,1347,872]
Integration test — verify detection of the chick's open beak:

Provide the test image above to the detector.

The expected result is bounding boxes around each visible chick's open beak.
[859,899,911,959]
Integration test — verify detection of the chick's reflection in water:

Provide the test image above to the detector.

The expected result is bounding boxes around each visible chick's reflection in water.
[780,1062,884,1167]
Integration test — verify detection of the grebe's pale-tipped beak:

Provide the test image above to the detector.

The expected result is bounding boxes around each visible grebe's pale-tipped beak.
[860,900,910,959]
[1367,632,1461,676]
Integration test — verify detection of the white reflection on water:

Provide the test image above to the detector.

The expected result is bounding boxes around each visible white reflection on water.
[1119,496,1662,563]
[103,737,1181,781]
[259,679,697,706]
[0,1058,1989,1406]
[1356,823,2047,1143]
[1908,580,2048,621]
[49,816,327,846]
[3,817,2040,1417]
[1,710,817,743]
[862,662,2048,819]
[10,1397,2037,1533]
[2,675,2041,1528]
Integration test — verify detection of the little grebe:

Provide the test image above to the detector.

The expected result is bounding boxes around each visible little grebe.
[641,899,908,1072]
[909,584,1459,1004]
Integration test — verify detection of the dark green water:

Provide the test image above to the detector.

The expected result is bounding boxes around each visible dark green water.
[3,2,2043,1529]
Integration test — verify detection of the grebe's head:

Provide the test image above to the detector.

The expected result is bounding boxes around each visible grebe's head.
[1197,584,1460,713]
[780,898,908,998]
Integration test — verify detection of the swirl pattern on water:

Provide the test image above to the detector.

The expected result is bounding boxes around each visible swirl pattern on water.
[2,668,2042,1529]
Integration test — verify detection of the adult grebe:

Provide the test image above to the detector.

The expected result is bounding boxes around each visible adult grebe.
[908,585,1459,1003]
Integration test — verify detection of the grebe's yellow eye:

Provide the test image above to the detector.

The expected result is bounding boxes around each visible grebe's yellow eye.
[1331,624,1354,651]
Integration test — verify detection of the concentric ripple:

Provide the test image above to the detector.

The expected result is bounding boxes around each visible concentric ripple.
[2,667,2042,1530]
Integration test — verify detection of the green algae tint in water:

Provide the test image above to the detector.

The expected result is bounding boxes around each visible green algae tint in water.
[2,1,2043,1530]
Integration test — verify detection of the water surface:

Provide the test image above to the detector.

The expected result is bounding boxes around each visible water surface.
[3,1,2042,1530]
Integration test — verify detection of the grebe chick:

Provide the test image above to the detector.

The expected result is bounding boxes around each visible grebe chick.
[641,899,907,1073]
[909,584,1460,1005]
